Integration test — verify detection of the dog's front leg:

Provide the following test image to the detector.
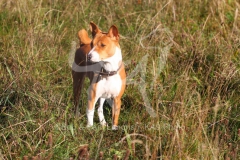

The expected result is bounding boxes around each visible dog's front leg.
[97,98,107,126]
[86,99,95,127]
[86,83,98,127]
[112,97,121,130]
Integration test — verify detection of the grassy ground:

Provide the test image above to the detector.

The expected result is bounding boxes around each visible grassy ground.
[0,0,240,159]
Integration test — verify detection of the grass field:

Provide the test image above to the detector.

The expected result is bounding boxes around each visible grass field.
[0,0,240,159]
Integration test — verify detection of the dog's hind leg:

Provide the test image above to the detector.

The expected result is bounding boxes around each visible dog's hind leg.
[97,98,107,126]
[72,71,86,116]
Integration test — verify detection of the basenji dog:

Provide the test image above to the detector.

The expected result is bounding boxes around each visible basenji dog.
[72,22,126,130]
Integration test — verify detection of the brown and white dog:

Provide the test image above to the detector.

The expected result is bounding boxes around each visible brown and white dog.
[72,22,126,130]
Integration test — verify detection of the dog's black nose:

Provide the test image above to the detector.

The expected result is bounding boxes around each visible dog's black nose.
[87,54,92,61]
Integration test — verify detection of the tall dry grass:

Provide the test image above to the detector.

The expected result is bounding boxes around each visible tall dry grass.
[0,0,239,159]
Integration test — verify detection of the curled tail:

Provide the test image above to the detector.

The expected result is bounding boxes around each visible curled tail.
[78,29,92,45]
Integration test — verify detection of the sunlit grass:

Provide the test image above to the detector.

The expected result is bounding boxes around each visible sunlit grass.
[0,0,239,159]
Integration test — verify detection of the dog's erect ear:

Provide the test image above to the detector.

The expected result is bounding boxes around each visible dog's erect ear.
[107,25,119,41]
[90,22,101,37]
[78,29,92,45]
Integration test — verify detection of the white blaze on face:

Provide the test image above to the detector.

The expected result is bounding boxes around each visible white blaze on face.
[89,46,122,72]
[88,46,100,62]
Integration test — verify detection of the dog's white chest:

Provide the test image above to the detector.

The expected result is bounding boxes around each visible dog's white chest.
[96,74,122,99]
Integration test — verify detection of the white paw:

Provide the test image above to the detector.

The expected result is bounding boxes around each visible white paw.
[100,120,107,126]
[86,124,93,128]
[112,125,118,130]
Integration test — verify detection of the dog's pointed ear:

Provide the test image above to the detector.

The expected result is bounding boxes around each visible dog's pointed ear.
[90,22,101,37]
[107,25,119,41]
[78,29,92,45]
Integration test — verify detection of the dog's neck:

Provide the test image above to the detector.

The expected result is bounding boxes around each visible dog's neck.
[101,47,122,72]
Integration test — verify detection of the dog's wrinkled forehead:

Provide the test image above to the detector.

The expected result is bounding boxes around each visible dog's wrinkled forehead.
[92,32,107,44]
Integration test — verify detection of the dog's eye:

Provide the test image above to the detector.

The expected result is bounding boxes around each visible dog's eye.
[100,43,106,47]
